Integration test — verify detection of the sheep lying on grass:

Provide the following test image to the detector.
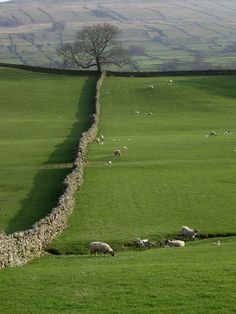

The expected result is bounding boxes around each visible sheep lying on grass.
[181,226,198,241]
[164,240,185,248]
[90,242,115,257]
[134,238,151,248]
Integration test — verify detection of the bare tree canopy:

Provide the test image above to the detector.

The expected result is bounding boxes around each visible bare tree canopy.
[59,23,131,72]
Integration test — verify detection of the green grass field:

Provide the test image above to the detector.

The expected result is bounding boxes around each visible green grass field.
[0,71,236,313]
[51,75,236,254]
[0,67,96,233]
[0,237,235,314]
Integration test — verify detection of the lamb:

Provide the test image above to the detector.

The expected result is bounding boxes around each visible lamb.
[114,149,121,157]
[164,240,185,247]
[90,242,115,256]
[181,225,198,241]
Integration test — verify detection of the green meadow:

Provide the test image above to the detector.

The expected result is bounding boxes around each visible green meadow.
[0,69,236,313]
[52,75,236,254]
[0,67,96,232]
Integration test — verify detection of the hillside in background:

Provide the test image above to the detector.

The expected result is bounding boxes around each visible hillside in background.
[0,0,235,70]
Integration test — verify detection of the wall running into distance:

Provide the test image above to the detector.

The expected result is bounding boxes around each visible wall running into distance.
[0,73,104,269]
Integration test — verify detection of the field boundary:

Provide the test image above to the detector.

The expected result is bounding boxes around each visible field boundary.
[0,72,105,269]
[1,63,236,77]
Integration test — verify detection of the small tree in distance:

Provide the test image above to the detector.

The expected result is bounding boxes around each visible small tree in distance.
[58,23,131,72]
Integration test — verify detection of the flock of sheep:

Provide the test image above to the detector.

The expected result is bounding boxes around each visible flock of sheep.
[90,225,199,257]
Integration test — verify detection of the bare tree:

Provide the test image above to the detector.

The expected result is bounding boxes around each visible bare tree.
[58,23,131,72]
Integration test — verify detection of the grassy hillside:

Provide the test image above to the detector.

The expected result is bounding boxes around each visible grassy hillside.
[51,75,236,254]
[0,73,235,313]
[0,67,96,233]
[0,0,235,70]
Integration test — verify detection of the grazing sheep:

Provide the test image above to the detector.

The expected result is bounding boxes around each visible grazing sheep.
[149,85,154,89]
[90,242,115,256]
[168,80,173,84]
[123,146,128,150]
[209,131,217,136]
[108,160,112,165]
[114,149,121,157]
[134,111,140,114]
[224,130,231,135]
[145,112,154,116]
[165,240,185,248]
[181,226,198,241]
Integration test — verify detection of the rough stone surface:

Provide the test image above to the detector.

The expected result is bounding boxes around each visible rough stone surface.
[0,73,105,269]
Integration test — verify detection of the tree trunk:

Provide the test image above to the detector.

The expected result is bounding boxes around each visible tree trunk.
[96,57,101,73]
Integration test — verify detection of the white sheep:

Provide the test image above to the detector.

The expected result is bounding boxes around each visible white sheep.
[90,242,115,256]
[212,240,220,246]
[100,134,104,140]
[134,238,145,247]
[165,240,185,247]
[96,137,100,143]
[134,111,140,114]
[224,131,231,135]
[209,131,217,136]
[134,238,151,247]
[181,226,198,241]
[114,149,121,157]
[149,85,154,89]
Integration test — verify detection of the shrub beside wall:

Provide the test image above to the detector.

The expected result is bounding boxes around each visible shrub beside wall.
[0,73,105,269]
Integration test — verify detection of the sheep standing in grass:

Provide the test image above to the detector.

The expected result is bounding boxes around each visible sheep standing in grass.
[90,242,115,256]
[165,240,185,248]
[181,226,198,241]
[114,149,121,157]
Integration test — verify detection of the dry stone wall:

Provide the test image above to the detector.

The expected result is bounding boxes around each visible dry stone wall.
[0,72,105,269]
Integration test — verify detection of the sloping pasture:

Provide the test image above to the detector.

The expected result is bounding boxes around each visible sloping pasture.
[0,67,96,233]
[52,75,236,254]
[0,73,235,313]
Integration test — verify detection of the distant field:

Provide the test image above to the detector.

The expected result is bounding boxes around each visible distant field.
[0,67,96,233]
[0,0,235,70]
[51,75,236,254]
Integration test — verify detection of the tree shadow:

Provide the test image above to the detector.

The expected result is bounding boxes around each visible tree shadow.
[6,77,97,234]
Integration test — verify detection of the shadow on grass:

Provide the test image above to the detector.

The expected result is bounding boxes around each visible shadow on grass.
[6,77,97,234]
